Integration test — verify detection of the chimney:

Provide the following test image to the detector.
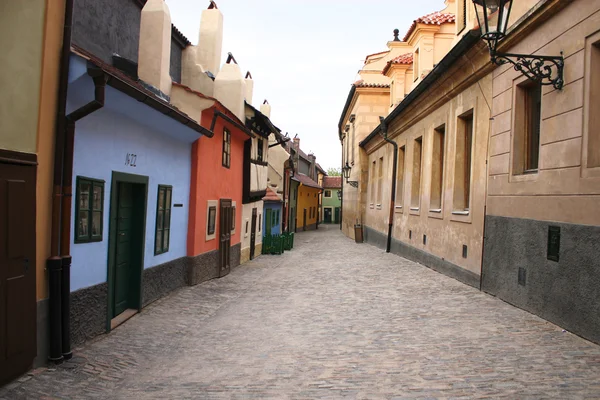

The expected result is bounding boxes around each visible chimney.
[308,153,316,180]
[138,0,172,96]
[260,99,271,118]
[245,71,254,105]
[197,1,224,75]
[293,135,300,150]
[214,53,246,121]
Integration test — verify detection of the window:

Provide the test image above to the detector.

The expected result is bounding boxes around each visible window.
[257,139,264,162]
[155,185,172,254]
[453,111,473,212]
[586,38,600,168]
[396,146,405,209]
[222,128,231,168]
[351,124,356,164]
[431,125,446,210]
[514,81,541,174]
[231,206,236,232]
[75,177,104,243]
[377,156,384,206]
[414,48,420,82]
[324,190,332,198]
[457,0,466,33]
[411,137,423,209]
[207,206,216,235]
[370,160,376,205]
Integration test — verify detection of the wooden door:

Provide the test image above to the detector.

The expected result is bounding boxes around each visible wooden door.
[0,162,36,383]
[249,208,257,260]
[324,208,332,223]
[219,199,232,278]
[265,208,272,236]
[303,209,307,231]
[114,182,135,316]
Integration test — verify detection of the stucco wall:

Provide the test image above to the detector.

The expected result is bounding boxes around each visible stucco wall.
[67,72,194,291]
[487,0,600,225]
[364,74,492,276]
[188,108,244,257]
[35,0,66,300]
[0,0,46,154]
[297,185,320,230]
[341,91,390,239]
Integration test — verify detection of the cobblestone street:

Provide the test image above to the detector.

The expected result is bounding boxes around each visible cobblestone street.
[2,225,600,399]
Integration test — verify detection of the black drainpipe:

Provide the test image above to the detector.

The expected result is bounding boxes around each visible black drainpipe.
[48,0,75,363]
[379,117,397,253]
[339,140,343,230]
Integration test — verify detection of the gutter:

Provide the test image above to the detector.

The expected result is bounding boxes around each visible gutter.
[379,117,398,253]
[209,108,254,137]
[359,29,481,148]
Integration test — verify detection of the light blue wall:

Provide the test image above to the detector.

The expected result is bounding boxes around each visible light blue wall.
[263,202,282,236]
[67,56,198,292]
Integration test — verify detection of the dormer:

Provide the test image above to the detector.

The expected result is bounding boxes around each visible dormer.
[382,53,414,110]
[402,11,456,88]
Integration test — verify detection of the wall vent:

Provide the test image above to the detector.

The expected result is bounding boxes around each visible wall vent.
[518,267,527,286]
[409,230,412,239]
[423,235,427,245]
[462,245,468,258]
[547,226,560,262]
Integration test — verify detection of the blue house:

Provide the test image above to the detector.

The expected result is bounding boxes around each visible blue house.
[263,188,282,236]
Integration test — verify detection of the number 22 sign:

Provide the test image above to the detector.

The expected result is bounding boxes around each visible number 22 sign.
[125,153,137,167]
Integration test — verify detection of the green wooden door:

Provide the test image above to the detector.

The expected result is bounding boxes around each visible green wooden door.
[265,209,272,236]
[114,182,135,316]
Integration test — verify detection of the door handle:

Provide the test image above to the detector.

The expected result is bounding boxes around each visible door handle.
[119,233,125,236]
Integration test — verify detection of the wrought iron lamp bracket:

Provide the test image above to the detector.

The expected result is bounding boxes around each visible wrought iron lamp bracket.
[490,50,564,90]
[346,180,359,188]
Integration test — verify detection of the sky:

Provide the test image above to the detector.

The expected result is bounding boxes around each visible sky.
[165,0,446,171]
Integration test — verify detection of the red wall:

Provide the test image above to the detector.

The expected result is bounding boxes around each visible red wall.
[187,107,246,256]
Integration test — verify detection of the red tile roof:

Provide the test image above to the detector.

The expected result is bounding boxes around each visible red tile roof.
[322,176,342,189]
[353,80,390,88]
[262,187,281,202]
[291,173,322,190]
[382,52,414,75]
[403,12,456,41]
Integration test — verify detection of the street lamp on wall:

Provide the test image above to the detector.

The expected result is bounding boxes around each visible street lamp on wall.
[337,190,342,200]
[342,162,359,188]
[472,0,564,90]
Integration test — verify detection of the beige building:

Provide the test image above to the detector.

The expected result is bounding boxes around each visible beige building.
[481,0,600,345]
[341,0,600,345]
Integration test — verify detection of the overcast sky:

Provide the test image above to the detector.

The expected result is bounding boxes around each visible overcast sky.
[165,0,446,171]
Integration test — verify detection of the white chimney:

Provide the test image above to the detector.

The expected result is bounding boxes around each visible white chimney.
[260,100,271,118]
[181,46,215,97]
[197,1,224,75]
[138,0,172,96]
[214,53,246,121]
[245,71,254,105]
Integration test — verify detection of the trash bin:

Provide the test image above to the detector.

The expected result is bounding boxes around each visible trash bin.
[354,224,363,243]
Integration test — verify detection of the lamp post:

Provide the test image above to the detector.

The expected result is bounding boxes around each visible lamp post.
[342,162,358,188]
[471,0,564,90]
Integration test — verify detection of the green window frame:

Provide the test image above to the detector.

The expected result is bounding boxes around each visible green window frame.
[155,185,172,255]
[75,176,104,243]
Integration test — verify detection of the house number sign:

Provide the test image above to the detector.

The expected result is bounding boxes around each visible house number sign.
[125,153,138,167]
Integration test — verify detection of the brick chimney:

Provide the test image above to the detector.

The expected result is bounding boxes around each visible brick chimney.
[138,0,172,96]
[308,153,316,180]
[245,71,253,105]
[196,1,223,75]
[214,53,246,121]
[260,99,271,118]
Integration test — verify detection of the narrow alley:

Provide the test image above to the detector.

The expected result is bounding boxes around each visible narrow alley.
[2,226,599,399]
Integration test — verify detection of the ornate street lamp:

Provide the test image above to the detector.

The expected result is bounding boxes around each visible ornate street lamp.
[472,0,564,90]
[342,162,358,188]
[337,190,342,200]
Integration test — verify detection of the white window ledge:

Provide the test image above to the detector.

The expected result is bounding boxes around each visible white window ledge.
[429,208,442,213]
[410,207,419,211]
[452,210,470,215]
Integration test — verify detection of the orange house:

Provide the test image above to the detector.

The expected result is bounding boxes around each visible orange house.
[185,90,252,284]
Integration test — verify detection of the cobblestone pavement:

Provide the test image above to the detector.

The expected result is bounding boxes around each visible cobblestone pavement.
[2,225,600,399]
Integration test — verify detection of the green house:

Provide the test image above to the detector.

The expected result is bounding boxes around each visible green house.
[321,176,341,224]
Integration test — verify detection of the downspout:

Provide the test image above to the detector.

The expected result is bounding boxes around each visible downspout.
[339,138,343,231]
[48,0,75,363]
[58,72,107,360]
[379,116,397,254]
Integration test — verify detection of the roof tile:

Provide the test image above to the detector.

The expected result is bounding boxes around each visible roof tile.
[403,12,455,42]
[323,176,342,188]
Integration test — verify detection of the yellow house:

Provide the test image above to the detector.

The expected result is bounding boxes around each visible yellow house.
[293,174,322,231]
[0,0,66,380]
